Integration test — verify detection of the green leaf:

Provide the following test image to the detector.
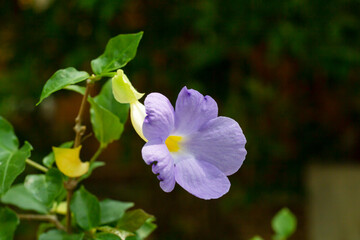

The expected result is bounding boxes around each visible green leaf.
[0,207,19,240]
[39,229,84,240]
[126,218,157,240]
[0,117,33,195]
[0,118,33,196]
[37,67,89,105]
[97,226,134,240]
[1,184,49,214]
[89,98,124,147]
[271,208,297,239]
[0,141,32,195]
[117,209,154,233]
[100,199,134,225]
[79,161,105,181]
[43,141,74,168]
[24,168,65,207]
[70,186,100,230]
[64,85,87,95]
[94,79,130,124]
[91,32,143,75]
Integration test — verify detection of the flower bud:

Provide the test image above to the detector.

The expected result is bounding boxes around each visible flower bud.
[112,69,144,104]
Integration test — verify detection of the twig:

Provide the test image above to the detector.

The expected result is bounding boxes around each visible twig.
[26,159,48,173]
[73,79,93,148]
[65,79,94,233]
[18,214,65,231]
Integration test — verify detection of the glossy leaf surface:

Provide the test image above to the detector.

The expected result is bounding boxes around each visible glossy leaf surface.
[1,184,49,214]
[70,186,100,230]
[91,32,143,75]
[24,168,64,207]
[37,67,89,105]
[100,199,134,225]
[89,98,124,147]
[0,116,32,195]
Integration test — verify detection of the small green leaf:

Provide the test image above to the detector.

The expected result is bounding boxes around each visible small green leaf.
[0,207,19,240]
[37,67,89,105]
[91,32,143,75]
[97,226,134,240]
[79,161,105,181]
[0,117,33,195]
[117,209,154,233]
[94,79,130,123]
[39,229,84,240]
[24,168,65,207]
[70,186,100,230]
[0,141,33,195]
[89,98,124,147]
[43,141,74,168]
[249,236,264,240]
[271,208,297,239]
[100,199,134,225]
[1,184,49,214]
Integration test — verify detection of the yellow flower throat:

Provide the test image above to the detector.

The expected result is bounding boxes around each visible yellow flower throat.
[165,136,182,152]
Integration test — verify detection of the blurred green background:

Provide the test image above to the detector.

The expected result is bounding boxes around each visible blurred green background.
[1,0,359,239]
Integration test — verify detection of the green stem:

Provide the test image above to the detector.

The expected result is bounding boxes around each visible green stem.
[90,144,105,164]
[26,159,48,173]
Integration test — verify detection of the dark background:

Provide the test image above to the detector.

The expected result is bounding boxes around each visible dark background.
[1,0,359,239]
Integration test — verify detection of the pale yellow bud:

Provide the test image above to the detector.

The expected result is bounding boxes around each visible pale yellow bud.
[112,69,144,104]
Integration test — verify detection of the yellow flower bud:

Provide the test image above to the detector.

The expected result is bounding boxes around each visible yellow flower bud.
[112,69,144,104]
[111,69,147,142]
[51,201,67,215]
[53,146,89,178]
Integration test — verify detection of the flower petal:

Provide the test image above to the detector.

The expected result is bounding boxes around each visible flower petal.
[142,139,175,192]
[143,93,175,141]
[53,146,89,178]
[174,155,230,200]
[130,101,147,142]
[112,69,144,104]
[174,86,218,135]
[185,117,247,176]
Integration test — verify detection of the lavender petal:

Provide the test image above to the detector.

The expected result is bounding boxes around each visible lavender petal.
[143,93,175,141]
[185,116,247,176]
[174,155,230,200]
[174,86,218,135]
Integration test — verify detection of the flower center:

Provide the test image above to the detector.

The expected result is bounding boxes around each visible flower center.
[165,136,182,152]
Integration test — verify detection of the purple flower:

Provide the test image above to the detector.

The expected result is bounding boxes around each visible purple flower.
[141,87,247,199]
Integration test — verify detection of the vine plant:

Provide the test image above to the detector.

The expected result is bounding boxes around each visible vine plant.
[0,32,156,240]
